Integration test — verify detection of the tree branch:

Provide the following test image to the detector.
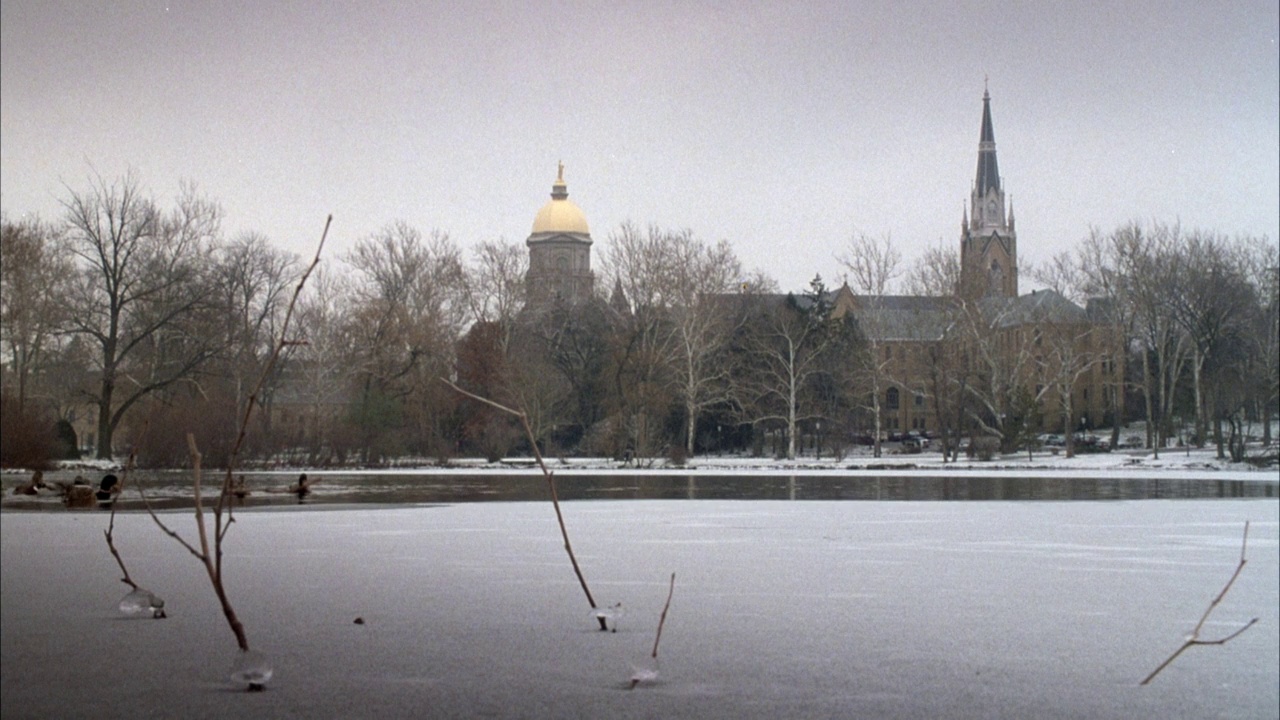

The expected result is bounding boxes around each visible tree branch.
[1141,521,1257,685]
[439,376,606,629]
[651,572,676,659]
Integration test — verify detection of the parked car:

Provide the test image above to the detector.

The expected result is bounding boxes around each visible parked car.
[904,431,930,449]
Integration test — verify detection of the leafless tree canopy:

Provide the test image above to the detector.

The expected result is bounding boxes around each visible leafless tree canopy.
[3,171,1275,466]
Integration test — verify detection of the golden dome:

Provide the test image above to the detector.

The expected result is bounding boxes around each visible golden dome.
[532,199,590,235]
[530,163,590,235]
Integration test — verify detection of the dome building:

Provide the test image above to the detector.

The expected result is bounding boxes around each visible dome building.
[525,163,594,306]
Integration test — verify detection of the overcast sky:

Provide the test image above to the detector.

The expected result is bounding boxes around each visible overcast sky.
[2,1,1276,292]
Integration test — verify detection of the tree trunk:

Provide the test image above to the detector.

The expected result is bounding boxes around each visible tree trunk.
[95,374,116,460]
[1143,348,1159,458]
[1064,392,1076,459]
[1192,347,1205,448]
[872,391,883,459]
[685,401,697,456]
[1262,398,1272,445]
[1214,415,1225,460]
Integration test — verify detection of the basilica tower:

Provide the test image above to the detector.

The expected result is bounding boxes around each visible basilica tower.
[525,163,594,305]
[960,87,1018,298]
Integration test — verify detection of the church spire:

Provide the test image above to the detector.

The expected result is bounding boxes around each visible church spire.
[961,85,1017,299]
[975,88,1000,197]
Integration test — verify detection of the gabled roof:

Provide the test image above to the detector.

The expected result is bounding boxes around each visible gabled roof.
[983,289,1089,327]
[840,294,955,342]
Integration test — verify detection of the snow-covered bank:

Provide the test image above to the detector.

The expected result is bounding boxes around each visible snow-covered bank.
[6,444,1274,482]
[2,500,1277,718]
[245,445,1277,482]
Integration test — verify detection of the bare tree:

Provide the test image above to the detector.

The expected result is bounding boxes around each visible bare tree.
[344,222,467,460]
[210,233,299,454]
[525,299,611,451]
[598,223,682,458]
[1116,223,1192,456]
[904,242,968,459]
[952,298,1020,450]
[666,237,744,455]
[598,224,749,456]
[1240,236,1279,444]
[465,238,528,353]
[0,214,72,414]
[290,265,353,463]
[1166,232,1257,450]
[61,172,222,458]
[837,231,902,457]
[1032,251,1110,457]
[1075,227,1136,450]
[738,276,856,460]
[904,239,962,299]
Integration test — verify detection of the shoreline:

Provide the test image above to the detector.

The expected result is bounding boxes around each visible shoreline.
[5,444,1276,481]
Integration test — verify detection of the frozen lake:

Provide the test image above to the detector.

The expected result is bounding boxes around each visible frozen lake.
[2,492,1277,718]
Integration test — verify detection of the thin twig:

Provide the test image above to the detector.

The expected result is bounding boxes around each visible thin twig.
[129,421,207,561]
[630,572,677,689]
[439,377,605,628]
[651,572,676,659]
[104,440,143,590]
[189,434,212,563]
[140,215,331,661]
[136,482,206,561]
[1141,521,1257,685]
[216,214,332,537]
[104,512,139,590]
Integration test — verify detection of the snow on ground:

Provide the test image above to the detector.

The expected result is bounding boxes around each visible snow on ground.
[5,438,1276,482]
[2,498,1277,719]
[239,445,1276,482]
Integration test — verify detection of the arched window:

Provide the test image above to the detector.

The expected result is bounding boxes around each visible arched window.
[988,260,1004,296]
[886,387,900,410]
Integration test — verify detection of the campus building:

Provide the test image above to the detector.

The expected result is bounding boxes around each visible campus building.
[831,89,1120,439]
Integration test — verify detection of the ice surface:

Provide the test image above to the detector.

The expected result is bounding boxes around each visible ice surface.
[229,649,273,688]
[2,499,1277,718]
